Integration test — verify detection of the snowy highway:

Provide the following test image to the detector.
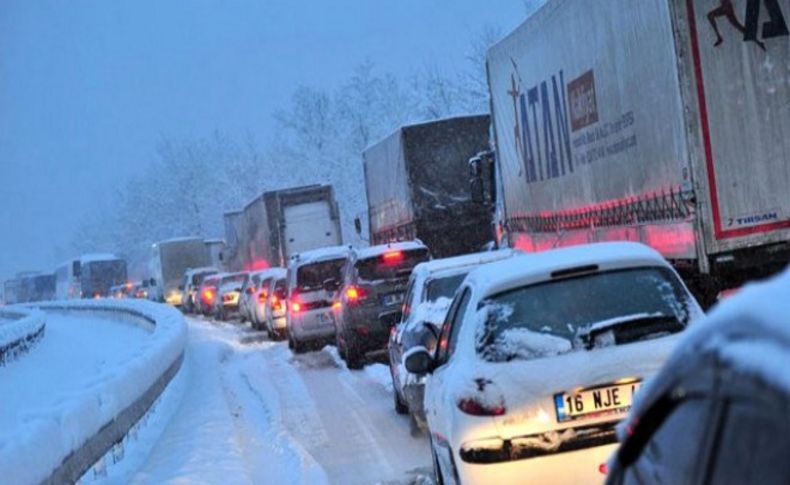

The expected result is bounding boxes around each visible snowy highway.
[121,316,432,484]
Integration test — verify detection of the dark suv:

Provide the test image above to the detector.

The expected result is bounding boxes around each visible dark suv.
[332,241,430,369]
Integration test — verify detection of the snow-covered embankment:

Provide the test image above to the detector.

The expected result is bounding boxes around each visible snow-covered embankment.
[0,306,46,366]
[0,300,187,485]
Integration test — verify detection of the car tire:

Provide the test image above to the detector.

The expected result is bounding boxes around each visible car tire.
[393,386,409,415]
[430,436,445,485]
[344,338,364,370]
[290,334,306,354]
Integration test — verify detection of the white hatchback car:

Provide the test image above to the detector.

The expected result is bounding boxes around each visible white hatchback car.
[406,242,702,484]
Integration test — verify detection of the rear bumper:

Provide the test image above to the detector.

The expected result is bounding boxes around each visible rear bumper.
[290,311,335,341]
[456,443,616,484]
[344,307,400,352]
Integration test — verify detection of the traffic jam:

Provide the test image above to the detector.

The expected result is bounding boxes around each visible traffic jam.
[2,0,789,483]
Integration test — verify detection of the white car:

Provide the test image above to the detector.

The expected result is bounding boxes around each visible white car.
[406,242,702,484]
[248,268,287,332]
[239,269,272,326]
[286,246,352,353]
[388,249,520,429]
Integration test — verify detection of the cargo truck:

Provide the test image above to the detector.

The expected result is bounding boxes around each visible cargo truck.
[149,238,210,305]
[363,115,493,258]
[475,0,790,304]
[234,184,343,270]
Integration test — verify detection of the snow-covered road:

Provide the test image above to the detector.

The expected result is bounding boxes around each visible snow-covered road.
[124,316,432,484]
[0,311,150,436]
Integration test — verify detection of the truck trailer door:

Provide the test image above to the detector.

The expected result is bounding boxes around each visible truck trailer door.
[283,201,340,257]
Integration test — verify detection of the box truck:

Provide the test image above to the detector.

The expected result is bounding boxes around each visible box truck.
[235,184,343,270]
[476,0,790,304]
[363,115,493,258]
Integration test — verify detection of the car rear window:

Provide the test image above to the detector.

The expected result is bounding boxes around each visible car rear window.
[356,248,429,282]
[425,272,468,302]
[296,258,346,293]
[222,274,247,286]
[477,267,695,362]
[274,278,287,298]
[192,271,216,286]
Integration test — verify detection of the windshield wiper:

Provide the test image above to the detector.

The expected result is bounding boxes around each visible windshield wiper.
[576,314,683,350]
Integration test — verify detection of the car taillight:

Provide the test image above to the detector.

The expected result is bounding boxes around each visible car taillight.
[290,300,302,313]
[270,295,283,311]
[457,398,506,416]
[332,300,342,311]
[599,463,608,475]
[203,289,215,303]
[345,285,368,304]
[258,291,268,303]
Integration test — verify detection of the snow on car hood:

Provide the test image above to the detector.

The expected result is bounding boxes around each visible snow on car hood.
[449,332,683,439]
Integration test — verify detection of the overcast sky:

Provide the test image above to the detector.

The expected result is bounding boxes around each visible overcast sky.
[0,0,527,281]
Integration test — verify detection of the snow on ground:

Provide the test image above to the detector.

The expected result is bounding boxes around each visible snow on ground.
[128,316,432,484]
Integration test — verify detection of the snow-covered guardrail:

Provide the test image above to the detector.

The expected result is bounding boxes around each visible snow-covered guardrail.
[0,300,187,485]
[0,306,46,366]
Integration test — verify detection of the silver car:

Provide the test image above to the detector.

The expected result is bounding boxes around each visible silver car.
[286,246,351,353]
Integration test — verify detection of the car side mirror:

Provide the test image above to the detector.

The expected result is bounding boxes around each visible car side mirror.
[404,346,435,375]
[422,321,439,340]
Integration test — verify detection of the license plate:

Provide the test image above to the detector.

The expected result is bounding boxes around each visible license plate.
[382,292,404,306]
[554,380,641,422]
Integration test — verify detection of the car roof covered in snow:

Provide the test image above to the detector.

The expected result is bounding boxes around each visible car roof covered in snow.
[465,242,670,299]
[80,253,121,263]
[290,245,353,267]
[353,240,427,260]
[411,249,519,280]
[251,267,287,279]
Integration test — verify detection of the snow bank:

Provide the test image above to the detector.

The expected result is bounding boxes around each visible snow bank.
[0,299,187,485]
[0,307,46,366]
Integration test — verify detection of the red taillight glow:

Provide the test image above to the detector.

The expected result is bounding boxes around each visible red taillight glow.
[382,250,404,263]
[345,285,367,303]
[291,301,302,313]
[271,295,283,311]
[457,398,506,416]
[258,291,268,303]
[202,289,215,303]
[332,301,342,311]
[599,463,608,475]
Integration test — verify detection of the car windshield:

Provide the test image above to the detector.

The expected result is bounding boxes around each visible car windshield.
[356,248,429,282]
[425,272,468,302]
[477,267,694,362]
[296,258,346,293]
